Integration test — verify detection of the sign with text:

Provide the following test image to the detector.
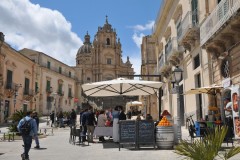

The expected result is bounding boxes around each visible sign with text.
[137,120,155,145]
[119,120,136,143]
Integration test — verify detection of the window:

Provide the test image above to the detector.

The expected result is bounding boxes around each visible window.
[77,60,80,64]
[46,80,51,92]
[106,38,110,45]
[35,82,38,93]
[107,58,111,64]
[69,71,71,78]
[191,0,198,25]
[47,61,51,69]
[6,70,13,89]
[58,84,63,95]
[87,77,90,81]
[176,21,182,39]
[59,67,62,74]
[193,54,200,69]
[68,88,72,98]
[24,78,30,95]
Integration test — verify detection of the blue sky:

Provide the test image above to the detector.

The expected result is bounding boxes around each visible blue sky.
[0,0,162,74]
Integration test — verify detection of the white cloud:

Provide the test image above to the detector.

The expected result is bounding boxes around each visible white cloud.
[132,32,145,48]
[0,0,82,66]
[130,21,154,32]
[131,21,154,48]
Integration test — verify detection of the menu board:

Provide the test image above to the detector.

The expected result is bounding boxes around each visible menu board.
[138,120,155,144]
[119,120,136,143]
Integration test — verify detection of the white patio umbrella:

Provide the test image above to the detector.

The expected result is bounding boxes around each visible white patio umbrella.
[185,85,223,95]
[82,77,163,97]
[185,84,224,120]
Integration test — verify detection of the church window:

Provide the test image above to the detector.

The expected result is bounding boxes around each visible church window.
[107,58,111,64]
[106,38,110,45]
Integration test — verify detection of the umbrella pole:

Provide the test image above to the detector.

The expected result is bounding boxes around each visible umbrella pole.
[144,96,147,118]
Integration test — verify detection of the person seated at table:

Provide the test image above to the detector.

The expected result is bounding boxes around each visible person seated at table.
[146,114,153,121]
[136,114,141,121]
[97,110,107,142]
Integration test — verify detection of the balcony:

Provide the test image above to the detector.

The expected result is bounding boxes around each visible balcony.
[23,88,34,101]
[4,82,19,98]
[68,92,73,98]
[58,90,64,96]
[165,37,185,66]
[177,9,200,51]
[200,0,240,46]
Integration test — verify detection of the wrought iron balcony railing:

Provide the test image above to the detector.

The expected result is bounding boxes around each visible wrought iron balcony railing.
[177,9,199,43]
[165,37,178,61]
[200,0,240,46]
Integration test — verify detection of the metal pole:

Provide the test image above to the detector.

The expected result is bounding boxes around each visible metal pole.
[176,83,182,143]
[158,75,162,120]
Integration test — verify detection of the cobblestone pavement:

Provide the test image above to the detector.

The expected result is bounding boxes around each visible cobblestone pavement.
[0,117,240,160]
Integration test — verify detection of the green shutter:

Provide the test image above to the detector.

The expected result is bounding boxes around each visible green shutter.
[24,78,30,95]
[46,80,51,91]
[7,70,13,89]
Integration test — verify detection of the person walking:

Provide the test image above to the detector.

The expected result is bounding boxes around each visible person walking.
[17,111,38,160]
[70,109,77,126]
[50,111,55,127]
[32,111,40,149]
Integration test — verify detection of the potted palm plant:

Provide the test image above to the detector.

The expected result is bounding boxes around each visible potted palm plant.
[174,126,240,160]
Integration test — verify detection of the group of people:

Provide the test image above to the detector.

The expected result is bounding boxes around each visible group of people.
[49,109,77,128]
[79,105,126,143]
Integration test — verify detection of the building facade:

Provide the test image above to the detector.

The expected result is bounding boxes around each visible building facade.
[75,17,135,108]
[147,0,240,124]
[141,35,159,120]
[20,49,77,115]
[0,42,37,123]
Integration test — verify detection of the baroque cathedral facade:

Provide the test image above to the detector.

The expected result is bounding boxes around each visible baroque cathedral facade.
[75,17,135,108]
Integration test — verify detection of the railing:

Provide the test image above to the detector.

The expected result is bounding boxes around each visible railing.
[165,37,178,60]
[177,9,199,42]
[158,55,165,69]
[4,82,19,90]
[58,90,64,96]
[23,88,34,96]
[200,0,240,46]
[68,92,73,98]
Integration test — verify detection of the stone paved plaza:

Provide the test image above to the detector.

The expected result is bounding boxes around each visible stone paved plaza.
[1,119,240,160]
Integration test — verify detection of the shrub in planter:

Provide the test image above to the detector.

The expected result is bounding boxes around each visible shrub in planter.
[8,110,26,132]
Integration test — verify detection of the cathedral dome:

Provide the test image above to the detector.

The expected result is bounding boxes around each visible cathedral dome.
[77,32,92,55]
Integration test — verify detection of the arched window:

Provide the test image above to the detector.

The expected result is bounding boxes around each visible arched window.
[106,38,110,45]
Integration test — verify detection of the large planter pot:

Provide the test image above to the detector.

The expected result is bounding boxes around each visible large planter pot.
[156,126,174,149]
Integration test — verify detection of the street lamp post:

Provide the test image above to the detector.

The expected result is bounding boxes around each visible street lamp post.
[172,66,183,143]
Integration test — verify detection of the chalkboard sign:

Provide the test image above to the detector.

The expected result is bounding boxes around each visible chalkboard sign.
[119,120,136,144]
[137,120,155,144]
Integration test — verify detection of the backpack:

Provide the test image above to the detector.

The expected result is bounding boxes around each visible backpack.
[20,118,32,135]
